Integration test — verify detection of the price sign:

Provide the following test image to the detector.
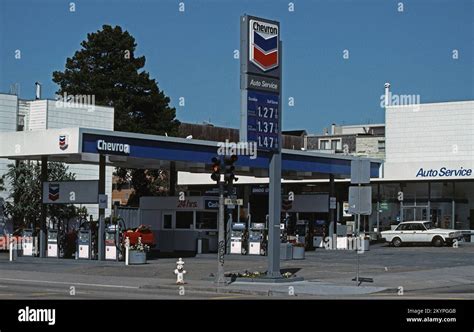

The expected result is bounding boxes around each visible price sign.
[247,90,279,151]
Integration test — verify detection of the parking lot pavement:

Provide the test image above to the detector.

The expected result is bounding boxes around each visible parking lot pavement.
[0,242,473,298]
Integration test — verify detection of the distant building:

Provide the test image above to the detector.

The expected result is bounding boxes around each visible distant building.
[305,123,386,159]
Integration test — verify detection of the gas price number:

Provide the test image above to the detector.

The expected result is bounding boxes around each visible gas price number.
[247,90,279,151]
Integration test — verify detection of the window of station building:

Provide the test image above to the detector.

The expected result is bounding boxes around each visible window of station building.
[402,182,429,204]
[453,181,474,230]
[319,139,330,150]
[378,183,403,231]
[430,182,454,229]
[196,211,217,230]
[176,211,194,229]
[378,140,385,152]
[163,214,173,229]
[331,139,341,151]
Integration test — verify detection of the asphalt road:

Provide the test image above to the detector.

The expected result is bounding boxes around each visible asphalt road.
[0,279,254,300]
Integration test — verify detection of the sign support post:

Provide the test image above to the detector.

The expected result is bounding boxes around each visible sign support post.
[40,156,48,258]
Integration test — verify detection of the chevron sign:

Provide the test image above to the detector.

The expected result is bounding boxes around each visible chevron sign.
[48,183,60,202]
[249,19,279,72]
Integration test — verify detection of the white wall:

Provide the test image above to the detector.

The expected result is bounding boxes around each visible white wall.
[0,94,19,202]
[384,101,474,180]
[28,100,47,130]
[45,101,115,217]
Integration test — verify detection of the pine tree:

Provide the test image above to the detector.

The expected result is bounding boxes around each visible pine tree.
[53,25,180,204]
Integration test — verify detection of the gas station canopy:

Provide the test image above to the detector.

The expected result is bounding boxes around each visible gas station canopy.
[0,127,382,179]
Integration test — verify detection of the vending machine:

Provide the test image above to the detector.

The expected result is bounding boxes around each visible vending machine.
[47,229,59,258]
[230,223,247,255]
[248,223,267,256]
[22,229,34,256]
[105,228,119,261]
[77,229,92,259]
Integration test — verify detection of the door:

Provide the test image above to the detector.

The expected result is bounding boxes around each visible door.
[162,211,175,230]
[160,211,175,252]
[397,223,416,242]
[411,223,429,242]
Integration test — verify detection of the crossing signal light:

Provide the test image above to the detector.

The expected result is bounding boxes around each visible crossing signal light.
[211,157,221,182]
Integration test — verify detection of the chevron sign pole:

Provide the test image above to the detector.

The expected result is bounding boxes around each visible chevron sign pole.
[240,15,283,279]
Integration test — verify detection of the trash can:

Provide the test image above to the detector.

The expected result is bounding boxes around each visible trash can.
[358,237,370,252]
[292,245,305,260]
[197,237,209,254]
[280,243,293,260]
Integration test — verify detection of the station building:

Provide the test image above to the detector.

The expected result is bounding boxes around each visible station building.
[178,100,474,235]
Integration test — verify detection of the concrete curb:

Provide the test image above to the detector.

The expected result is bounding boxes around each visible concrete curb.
[140,280,388,297]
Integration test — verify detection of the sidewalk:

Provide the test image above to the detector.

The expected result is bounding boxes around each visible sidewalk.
[0,267,386,297]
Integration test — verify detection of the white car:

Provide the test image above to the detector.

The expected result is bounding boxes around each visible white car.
[381,221,463,247]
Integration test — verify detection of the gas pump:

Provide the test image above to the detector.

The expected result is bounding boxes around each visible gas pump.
[22,229,34,256]
[230,223,247,255]
[248,223,267,256]
[105,226,119,261]
[77,230,92,259]
[295,220,309,249]
[47,229,59,258]
[311,220,327,248]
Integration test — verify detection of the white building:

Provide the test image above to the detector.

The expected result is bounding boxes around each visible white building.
[0,92,115,218]
[384,101,474,180]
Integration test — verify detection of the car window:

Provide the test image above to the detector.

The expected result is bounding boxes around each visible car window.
[412,223,425,231]
[423,222,433,229]
[397,224,409,231]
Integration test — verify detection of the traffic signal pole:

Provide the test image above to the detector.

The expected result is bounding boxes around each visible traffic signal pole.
[215,176,226,285]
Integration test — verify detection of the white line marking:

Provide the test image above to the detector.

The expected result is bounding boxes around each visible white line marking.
[0,277,139,289]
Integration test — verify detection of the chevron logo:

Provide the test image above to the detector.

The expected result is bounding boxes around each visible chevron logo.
[48,183,60,202]
[59,135,69,151]
[249,19,279,72]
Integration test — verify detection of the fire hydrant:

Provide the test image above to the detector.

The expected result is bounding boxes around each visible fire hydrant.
[174,258,187,285]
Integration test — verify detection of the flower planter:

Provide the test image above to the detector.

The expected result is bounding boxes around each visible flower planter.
[128,250,147,264]
[292,246,305,260]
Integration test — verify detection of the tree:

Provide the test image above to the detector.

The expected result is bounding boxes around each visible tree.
[52,25,180,204]
[1,162,79,231]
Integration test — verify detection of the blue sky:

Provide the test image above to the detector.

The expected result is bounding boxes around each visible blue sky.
[0,0,472,134]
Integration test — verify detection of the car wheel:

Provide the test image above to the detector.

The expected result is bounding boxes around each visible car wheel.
[432,237,444,247]
[392,237,402,247]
